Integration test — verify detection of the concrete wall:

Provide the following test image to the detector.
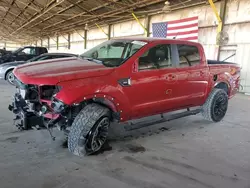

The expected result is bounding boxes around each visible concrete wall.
[25,0,250,93]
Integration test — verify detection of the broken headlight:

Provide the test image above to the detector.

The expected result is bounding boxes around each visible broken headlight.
[51,97,66,113]
[40,85,62,100]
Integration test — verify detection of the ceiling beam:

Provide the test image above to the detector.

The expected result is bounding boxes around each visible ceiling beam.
[10,0,34,22]
[15,0,41,12]
[9,0,65,36]
[38,0,121,31]
[44,0,161,33]
[0,0,15,24]
[27,0,84,30]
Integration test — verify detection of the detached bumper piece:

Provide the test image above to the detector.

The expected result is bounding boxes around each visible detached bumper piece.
[8,93,44,130]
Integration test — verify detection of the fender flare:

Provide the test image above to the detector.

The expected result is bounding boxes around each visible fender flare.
[214,81,231,94]
[73,93,129,121]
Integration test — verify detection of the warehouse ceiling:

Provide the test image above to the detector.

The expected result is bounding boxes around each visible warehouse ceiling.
[0,0,212,42]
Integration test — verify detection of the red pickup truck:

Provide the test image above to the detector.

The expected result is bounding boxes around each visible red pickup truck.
[9,38,240,156]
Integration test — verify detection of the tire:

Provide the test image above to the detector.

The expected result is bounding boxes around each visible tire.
[68,103,111,156]
[202,88,228,122]
[6,70,15,85]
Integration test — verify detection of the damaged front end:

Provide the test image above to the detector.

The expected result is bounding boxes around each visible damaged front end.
[8,77,81,139]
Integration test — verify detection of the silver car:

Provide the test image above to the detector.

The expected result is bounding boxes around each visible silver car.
[0,53,78,84]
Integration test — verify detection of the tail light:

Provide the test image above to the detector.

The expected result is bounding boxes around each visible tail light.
[230,67,240,76]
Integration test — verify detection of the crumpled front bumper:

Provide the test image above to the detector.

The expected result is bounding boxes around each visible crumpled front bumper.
[8,93,28,114]
[8,93,44,130]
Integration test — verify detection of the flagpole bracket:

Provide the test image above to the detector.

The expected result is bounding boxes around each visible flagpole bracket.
[132,12,148,37]
[208,0,222,34]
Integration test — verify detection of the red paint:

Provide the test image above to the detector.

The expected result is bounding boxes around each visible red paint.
[167,23,198,30]
[167,30,199,36]
[13,38,240,122]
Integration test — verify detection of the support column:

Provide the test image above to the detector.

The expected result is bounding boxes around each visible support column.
[68,33,71,49]
[47,37,50,50]
[145,15,151,37]
[56,35,59,50]
[108,25,111,40]
[84,30,87,49]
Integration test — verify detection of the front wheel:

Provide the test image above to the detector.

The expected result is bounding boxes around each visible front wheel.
[202,89,228,122]
[6,70,15,85]
[68,103,111,156]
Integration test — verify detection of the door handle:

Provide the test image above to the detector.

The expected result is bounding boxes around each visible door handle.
[200,71,205,76]
[165,89,172,95]
[118,78,131,87]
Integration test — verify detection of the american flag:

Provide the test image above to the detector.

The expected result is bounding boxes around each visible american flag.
[152,16,199,42]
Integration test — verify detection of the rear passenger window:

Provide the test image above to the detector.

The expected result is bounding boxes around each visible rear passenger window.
[177,45,200,67]
[138,44,172,71]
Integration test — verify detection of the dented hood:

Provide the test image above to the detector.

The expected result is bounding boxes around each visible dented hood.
[13,57,114,85]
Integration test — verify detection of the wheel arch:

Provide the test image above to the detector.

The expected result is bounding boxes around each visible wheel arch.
[214,81,230,95]
[72,95,123,121]
[92,97,121,121]
[4,67,15,80]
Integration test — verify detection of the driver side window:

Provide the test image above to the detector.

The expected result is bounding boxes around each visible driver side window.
[138,44,172,71]
[21,48,36,55]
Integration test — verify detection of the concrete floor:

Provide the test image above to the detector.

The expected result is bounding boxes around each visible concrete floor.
[0,80,250,188]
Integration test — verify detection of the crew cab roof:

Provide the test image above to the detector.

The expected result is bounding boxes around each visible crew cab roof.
[112,37,200,45]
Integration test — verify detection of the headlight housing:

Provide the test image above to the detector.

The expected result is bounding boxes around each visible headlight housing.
[51,97,66,113]
[40,85,62,100]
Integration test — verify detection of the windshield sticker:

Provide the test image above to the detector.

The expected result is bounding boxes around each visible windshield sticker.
[132,41,148,46]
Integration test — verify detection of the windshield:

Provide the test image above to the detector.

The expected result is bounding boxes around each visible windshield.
[12,47,23,54]
[80,39,147,67]
[26,55,45,62]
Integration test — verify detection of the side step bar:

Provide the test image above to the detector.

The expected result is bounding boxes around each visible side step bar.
[124,108,201,131]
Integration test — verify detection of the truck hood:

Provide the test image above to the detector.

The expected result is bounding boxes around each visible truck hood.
[0,53,15,64]
[14,57,114,85]
[0,61,26,67]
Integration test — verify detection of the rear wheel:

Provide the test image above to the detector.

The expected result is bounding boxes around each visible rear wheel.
[68,103,110,156]
[6,70,15,85]
[202,89,228,122]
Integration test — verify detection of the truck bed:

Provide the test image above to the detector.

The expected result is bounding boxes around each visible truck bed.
[207,60,241,98]
[207,59,237,65]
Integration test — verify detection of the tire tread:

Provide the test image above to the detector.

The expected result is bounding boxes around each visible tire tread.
[68,103,110,156]
[202,88,228,122]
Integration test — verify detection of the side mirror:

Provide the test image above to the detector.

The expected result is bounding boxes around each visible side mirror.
[17,52,24,56]
[132,59,139,73]
[91,51,98,59]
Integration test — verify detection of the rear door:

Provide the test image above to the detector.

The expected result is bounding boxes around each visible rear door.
[174,43,209,106]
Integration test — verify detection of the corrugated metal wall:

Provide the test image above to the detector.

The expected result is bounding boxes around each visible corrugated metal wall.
[26,0,250,93]
[236,44,250,93]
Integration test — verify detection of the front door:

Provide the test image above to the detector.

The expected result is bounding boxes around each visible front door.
[119,43,178,119]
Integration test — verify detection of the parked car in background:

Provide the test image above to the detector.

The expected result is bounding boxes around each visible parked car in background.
[0,53,78,84]
[0,46,48,64]
[0,49,12,57]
